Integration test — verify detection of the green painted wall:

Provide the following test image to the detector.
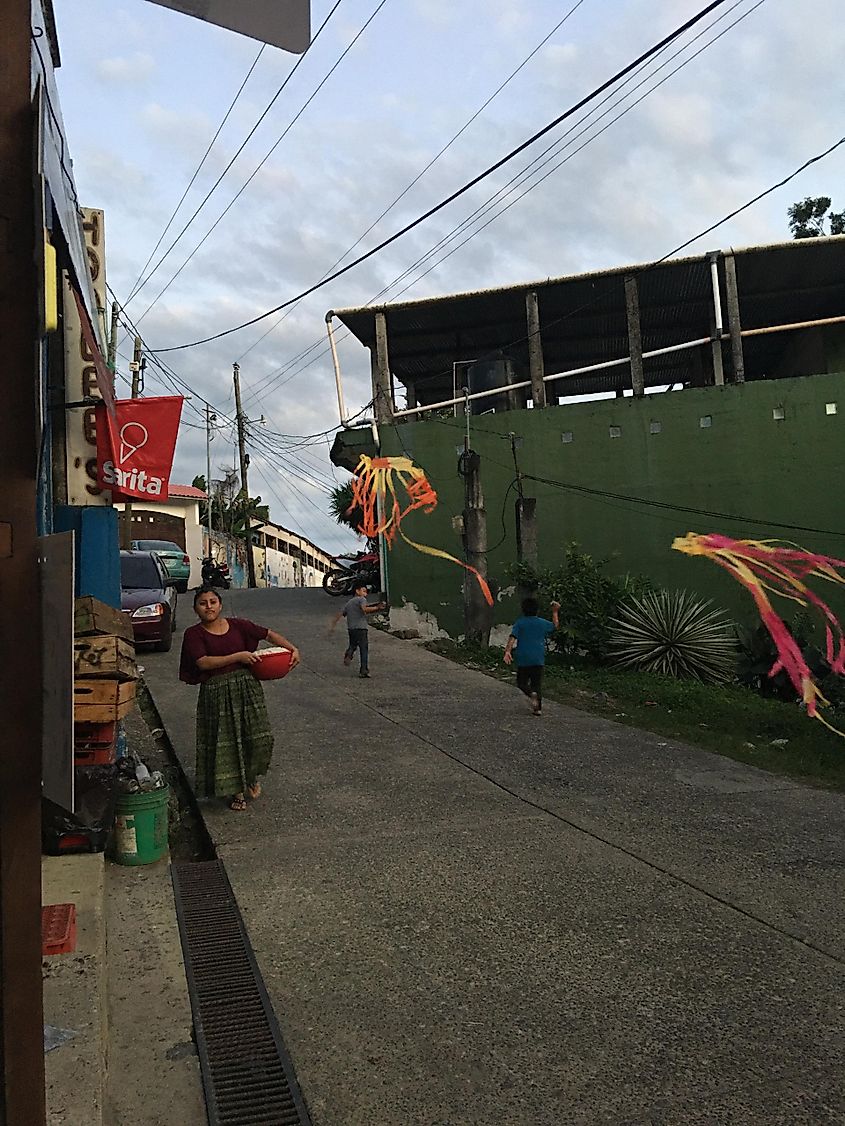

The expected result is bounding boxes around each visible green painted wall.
[381,372,845,636]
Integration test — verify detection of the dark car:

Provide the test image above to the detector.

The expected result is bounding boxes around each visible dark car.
[120,550,178,651]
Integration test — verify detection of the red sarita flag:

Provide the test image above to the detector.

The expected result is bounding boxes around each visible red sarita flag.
[96,396,184,500]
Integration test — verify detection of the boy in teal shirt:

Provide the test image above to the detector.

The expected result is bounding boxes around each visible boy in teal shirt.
[504,597,560,715]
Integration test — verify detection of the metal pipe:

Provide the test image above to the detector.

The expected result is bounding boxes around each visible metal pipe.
[740,313,845,337]
[708,251,724,335]
[325,312,347,425]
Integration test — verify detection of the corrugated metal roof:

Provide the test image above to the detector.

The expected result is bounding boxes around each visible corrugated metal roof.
[333,235,845,404]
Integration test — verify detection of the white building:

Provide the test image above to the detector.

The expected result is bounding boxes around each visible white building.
[116,483,207,588]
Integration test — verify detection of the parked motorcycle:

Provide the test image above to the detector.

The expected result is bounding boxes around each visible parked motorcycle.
[201,556,231,589]
[322,551,380,597]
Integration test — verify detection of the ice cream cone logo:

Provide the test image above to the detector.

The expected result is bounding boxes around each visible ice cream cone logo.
[119,421,149,464]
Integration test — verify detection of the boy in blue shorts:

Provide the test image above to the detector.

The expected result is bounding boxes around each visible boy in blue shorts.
[504,597,560,715]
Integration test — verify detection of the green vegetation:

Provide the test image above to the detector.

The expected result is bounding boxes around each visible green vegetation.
[608,589,736,682]
[425,639,845,790]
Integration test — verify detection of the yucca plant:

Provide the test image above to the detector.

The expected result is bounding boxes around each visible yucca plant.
[608,590,736,682]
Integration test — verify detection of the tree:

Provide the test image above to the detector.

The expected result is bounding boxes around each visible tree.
[192,472,269,536]
[788,196,845,239]
[329,480,363,534]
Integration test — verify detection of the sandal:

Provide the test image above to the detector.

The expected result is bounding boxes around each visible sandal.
[247,782,262,801]
[229,795,248,811]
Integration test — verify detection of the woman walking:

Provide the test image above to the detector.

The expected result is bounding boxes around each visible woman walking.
[179,588,300,811]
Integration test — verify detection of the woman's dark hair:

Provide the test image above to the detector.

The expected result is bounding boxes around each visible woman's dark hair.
[193,586,223,608]
[521,597,539,616]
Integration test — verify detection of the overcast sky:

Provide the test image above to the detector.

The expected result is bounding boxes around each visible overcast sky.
[52,0,845,552]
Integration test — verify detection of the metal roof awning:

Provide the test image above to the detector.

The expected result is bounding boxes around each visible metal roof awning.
[334,235,845,407]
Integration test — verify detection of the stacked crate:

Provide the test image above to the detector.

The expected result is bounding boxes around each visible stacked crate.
[73,596,138,766]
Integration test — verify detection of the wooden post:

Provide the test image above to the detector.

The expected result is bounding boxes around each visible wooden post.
[525,290,547,409]
[624,275,645,398]
[0,2,47,1121]
[723,253,745,383]
[373,311,394,424]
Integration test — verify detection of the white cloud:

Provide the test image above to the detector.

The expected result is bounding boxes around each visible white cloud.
[95,51,155,83]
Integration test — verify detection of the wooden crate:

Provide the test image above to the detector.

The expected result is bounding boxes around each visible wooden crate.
[74,596,134,643]
[73,679,136,724]
[73,635,136,681]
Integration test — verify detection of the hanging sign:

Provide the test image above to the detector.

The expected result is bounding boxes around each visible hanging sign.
[96,396,184,500]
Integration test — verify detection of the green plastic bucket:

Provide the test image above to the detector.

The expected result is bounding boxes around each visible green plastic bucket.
[113,785,170,866]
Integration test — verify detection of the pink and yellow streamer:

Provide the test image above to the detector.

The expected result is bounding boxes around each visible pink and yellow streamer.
[673,532,845,735]
[349,455,494,606]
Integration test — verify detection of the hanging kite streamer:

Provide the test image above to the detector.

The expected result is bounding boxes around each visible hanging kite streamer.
[672,532,845,736]
[349,455,494,606]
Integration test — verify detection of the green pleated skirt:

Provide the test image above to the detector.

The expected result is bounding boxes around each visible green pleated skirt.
[196,668,274,798]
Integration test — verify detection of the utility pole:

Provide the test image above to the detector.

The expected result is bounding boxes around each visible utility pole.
[460,400,490,646]
[0,3,47,1122]
[233,363,256,588]
[205,404,216,555]
[120,335,142,551]
[106,299,120,371]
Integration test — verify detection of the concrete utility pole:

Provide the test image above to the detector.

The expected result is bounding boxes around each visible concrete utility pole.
[120,335,142,551]
[233,363,256,588]
[460,428,490,646]
[205,404,216,555]
[106,299,120,371]
[0,3,47,1122]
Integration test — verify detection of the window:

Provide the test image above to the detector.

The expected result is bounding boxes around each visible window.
[120,554,162,590]
[609,425,621,439]
[561,431,574,444]
[649,421,662,434]
[772,406,785,421]
[699,416,712,429]
[826,402,838,415]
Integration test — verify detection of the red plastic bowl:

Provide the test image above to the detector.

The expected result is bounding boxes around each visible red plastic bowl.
[251,647,294,681]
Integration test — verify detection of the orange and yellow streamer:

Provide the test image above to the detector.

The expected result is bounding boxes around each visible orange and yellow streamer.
[349,455,494,606]
[673,532,845,736]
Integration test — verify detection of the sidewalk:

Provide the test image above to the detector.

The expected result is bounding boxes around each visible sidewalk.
[143,588,845,1125]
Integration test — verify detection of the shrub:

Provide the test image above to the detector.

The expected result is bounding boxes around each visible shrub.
[608,589,736,682]
[508,545,651,662]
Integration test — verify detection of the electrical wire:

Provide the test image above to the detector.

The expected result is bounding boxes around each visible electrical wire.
[150,0,736,352]
[235,0,591,370]
[241,0,758,408]
[131,0,389,325]
[125,42,267,303]
[125,0,345,307]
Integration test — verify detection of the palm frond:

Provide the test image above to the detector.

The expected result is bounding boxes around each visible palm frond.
[609,590,736,682]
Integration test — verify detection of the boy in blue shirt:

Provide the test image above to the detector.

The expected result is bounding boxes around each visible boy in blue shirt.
[504,597,560,715]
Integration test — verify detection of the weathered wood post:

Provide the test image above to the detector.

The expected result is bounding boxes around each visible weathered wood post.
[723,252,745,383]
[525,290,547,409]
[624,274,645,397]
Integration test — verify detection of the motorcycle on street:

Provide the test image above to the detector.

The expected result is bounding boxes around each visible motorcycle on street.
[200,556,231,589]
[322,550,381,597]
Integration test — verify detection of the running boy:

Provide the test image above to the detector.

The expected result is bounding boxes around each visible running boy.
[503,597,561,714]
[331,583,386,678]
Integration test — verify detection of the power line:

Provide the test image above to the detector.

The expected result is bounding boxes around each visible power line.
[125,42,266,304]
[125,0,345,308]
[235,0,591,371]
[241,0,756,407]
[150,0,736,352]
[130,0,392,327]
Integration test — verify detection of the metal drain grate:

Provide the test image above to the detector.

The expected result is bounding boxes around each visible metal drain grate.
[172,860,312,1126]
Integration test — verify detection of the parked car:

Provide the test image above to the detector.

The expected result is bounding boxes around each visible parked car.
[120,550,178,651]
[130,539,190,592]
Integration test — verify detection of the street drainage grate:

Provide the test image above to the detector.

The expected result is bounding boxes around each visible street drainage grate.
[171,860,312,1126]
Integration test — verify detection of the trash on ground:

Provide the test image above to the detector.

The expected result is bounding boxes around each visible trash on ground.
[44,1025,77,1053]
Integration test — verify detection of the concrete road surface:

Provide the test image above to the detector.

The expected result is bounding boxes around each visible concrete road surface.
[143,588,845,1126]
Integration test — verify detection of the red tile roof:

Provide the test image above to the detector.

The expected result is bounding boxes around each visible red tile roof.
[168,483,207,499]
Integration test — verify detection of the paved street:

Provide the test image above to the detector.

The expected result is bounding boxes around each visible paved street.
[143,588,845,1126]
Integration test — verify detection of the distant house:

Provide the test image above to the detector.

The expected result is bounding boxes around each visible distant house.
[115,483,207,588]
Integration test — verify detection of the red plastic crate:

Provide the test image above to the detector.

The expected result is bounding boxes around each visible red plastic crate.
[74,720,117,766]
[74,721,115,747]
[42,903,77,956]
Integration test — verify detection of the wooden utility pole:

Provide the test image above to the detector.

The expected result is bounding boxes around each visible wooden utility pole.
[624,275,645,398]
[0,2,47,1122]
[233,363,256,588]
[120,335,142,550]
[525,290,547,408]
[106,299,120,371]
